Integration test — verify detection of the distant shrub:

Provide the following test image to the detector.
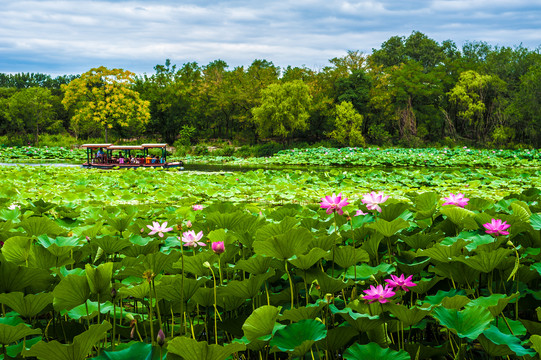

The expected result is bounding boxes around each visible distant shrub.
[253,142,284,157]
[192,145,209,155]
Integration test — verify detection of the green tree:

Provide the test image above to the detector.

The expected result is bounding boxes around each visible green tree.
[448,70,506,141]
[330,101,365,146]
[6,87,54,146]
[61,66,150,142]
[251,80,312,142]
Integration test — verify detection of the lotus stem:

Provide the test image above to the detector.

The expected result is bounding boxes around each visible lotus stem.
[112,300,116,351]
[180,242,185,336]
[284,261,295,310]
[148,284,154,345]
[208,265,219,344]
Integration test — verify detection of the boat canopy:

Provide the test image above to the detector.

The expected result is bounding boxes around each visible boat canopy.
[108,145,145,150]
[141,144,168,148]
[82,144,113,149]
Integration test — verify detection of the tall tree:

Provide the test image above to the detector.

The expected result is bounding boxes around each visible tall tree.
[251,80,312,142]
[61,66,150,142]
[330,101,365,146]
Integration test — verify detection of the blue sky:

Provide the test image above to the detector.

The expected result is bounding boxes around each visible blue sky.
[1,0,541,75]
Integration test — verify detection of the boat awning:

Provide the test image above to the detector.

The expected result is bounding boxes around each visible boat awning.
[141,143,168,148]
[107,145,145,150]
[82,144,113,149]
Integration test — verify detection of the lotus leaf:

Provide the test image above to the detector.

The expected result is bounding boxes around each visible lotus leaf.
[0,292,52,318]
[26,321,111,360]
[53,273,90,311]
[19,216,64,237]
[167,336,246,360]
[253,228,311,260]
[331,306,383,332]
[384,303,432,327]
[344,263,395,280]
[432,305,493,340]
[93,236,131,254]
[0,317,41,346]
[242,305,279,344]
[479,325,535,357]
[288,248,328,270]
[367,218,409,237]
[269,319,326,357]
[316,325,358,352]
[454,248,513,273]
[280,302,326,322]
[330,245,369,269]
[91,341,167,360]
[234,255,272,275]
[85,262,113,297]
[343,342,411,360]
[1,236,32,265]
[466,293,519,317]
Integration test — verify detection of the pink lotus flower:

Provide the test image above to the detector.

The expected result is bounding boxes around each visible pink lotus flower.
[385,274,416,292]
[192,204,204,211]
[181,230,206,248]
[362,284,395,304]
[355,210,368,216]
[442,193,469,208]
[147,221,173,238]
[361,191,389,212]
[212,241,225,254]
[320,193,350,215]
[7,204,20,210]
[483,219,510,236]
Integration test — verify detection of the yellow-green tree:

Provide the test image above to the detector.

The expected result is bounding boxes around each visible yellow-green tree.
[330,101,365,147]
[62,67,150,141]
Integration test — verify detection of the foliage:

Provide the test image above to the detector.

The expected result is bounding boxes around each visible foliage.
[329,101,365,147]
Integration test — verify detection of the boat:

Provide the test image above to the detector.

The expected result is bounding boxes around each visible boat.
[81,143,184,169]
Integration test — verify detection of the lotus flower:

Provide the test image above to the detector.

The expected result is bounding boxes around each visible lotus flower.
[355,209,368,216]
[442,193,469,208]
[147,221,173,238]
[385,274,416,292]
[362,284,395,304]
[320,193,349,215]
[361,191,389,212]
[192,204,204,211]
[483,219,511,236]
[157,329,165,346]
[212,241,225,254]
[181,230,206,248]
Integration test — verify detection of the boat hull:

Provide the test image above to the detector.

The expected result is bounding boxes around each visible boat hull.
[82,162,184,170]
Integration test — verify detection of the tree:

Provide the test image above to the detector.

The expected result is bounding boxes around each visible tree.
[251,80,312,142]
[330,101,365,146]
[61,67,150,142]
[6,87,54,146]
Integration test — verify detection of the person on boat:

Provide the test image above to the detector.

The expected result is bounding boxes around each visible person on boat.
[119,154,125,164]
[146,154,152,164]
[96,148,104,163]
[160,156,165,164]
[151,155,158,164]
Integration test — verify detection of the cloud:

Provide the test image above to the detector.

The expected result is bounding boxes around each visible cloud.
[0,0,540,75]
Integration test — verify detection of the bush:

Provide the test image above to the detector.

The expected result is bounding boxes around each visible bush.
[172,143,189,157]
[253,142,284,157]
[235,145,254,158]
[39,133,79,148]
[192,145,209,156]
[213,146,236,157]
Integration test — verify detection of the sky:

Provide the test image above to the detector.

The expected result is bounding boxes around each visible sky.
[1,0,541,76]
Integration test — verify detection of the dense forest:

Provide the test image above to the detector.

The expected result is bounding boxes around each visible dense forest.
[1,31,540,148]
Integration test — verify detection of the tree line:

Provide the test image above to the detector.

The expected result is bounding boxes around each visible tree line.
[1,31,540,148]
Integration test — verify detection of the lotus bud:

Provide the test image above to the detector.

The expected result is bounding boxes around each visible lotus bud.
[507,240,514,247]
[324,293,334,303]
[369,275,376,282]
[111,287,117,299]
[203,261,211,269]
[85,236,91,242]
[186,220,192,228]
[157,329,165,346]
[212,241,225,254]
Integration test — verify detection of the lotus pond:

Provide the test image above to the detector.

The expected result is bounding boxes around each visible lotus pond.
[0,165,540,359]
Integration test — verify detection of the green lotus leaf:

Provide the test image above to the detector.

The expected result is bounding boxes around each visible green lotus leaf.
[27,244,73,271]
[91,341,167,360]
[530,213,541,230]
[404,343,449,360]
[19,216,65,237]
[367,218,409,237]
[52,273,90,311]
[27,199,56,216]
[454,248,513,273]
[254,216,299,242]
[400,232,442,250]
[121,252,180,278]
[85,262,113,297]
[0,318,41,346]
[447,232,495,251]
[174,251,215,277]
[316,325,358,352]
[0,257,48,293]
[0,292,52,318]
[6,335,41,358]
[429,261,479,285]
[118,282,150,300]
[36,234,82,257]
[511,200,531,217]
[206,228,236,245]
[253,228,311,260]
[344,263,395,280]
[343,342,411,360]
[379,202,411,222]
[206,211,261,234]
[0,209,20,221]
[288,248,328,270]
[440,206,477,229]
[466,293,519,317]
[234,255,272,275]
[155,276,206,302]
[93,235,131,254]
[423,289,466,305]
[315,270,353,294]
[26,321,111,360]
[280,302,326,322]
[412,191,439,219]
[479,325,535,357]
[269,319,326,357]
[220,270,274,300]
[395,255,430,275]
[191,287,214,307]
[1,236,32,265]
[167,336,246,360]
[330,246,369,269]
[106,213,135,234]
[432,305,493,340]
[242,305,279,343]
[410,276,441,294]
[419,238,468,263]
[331,306,383,332]
[384,303,432,327]
[531,335,541,356]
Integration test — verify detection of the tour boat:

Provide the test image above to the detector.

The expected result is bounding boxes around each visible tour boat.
[81,143,184,169]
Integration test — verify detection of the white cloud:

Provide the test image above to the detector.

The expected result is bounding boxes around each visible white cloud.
[0,0,540,75]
